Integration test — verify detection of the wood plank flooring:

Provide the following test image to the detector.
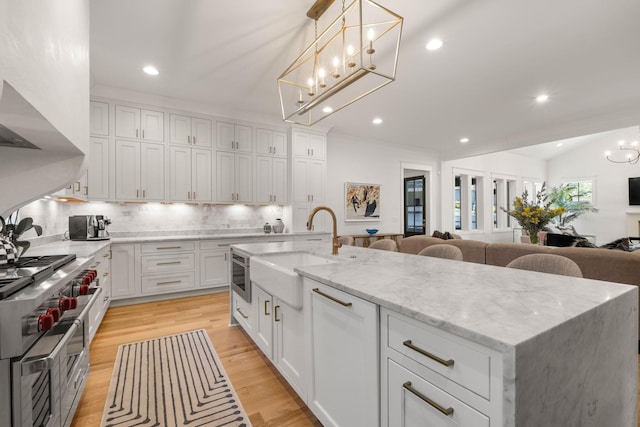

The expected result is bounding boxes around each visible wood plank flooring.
[70,292,321,427]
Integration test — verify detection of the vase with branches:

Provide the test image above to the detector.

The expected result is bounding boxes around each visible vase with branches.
[1,211,43,257]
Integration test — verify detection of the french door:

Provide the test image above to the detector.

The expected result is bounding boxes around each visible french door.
[404,176,426,236]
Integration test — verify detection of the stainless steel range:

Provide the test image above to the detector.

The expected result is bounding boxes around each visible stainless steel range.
[0,254,103,427]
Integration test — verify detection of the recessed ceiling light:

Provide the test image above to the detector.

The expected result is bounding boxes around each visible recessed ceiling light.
[535,93,549,103]
[372,117,383,125]
[426,39,443,51]
[460,137,469,143]
[322,106,333,113]
[143,65,159,76]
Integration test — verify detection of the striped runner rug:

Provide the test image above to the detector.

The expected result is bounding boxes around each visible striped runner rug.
[101,329,251,427]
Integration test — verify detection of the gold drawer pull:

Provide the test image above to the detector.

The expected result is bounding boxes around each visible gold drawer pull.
[157,280,182,285]
[264,300,271,315]
[274,305,281,322]
[403,340,454,367]
[312,288,352,307]
[156,246,182,250]
[157,261,182,266]
[402,381,454,417]
[236,308,249,319]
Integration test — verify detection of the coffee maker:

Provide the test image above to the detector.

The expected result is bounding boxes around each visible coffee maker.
[69,215,111,241]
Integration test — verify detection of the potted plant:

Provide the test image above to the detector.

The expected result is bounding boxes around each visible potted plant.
[1,213,43,257]
[548,183,598,226]
[502,183,565,244]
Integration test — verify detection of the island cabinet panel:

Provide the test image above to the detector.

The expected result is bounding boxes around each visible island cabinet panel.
[110,244,137,299]
[304,279,379,427]
[380,308,504,427]
[87,245,112,342]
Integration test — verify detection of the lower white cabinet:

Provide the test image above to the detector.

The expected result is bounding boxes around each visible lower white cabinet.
[87,245,112,342]
[305,279,379,427]
[110,243,136,299]
[232,290,255,337]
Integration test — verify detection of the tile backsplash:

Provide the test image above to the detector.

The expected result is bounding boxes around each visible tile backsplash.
[15,199,285,238]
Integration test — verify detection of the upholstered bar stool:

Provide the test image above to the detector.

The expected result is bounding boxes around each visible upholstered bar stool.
[506,253,583,278]
[418,244,463,261]
[338,235,355,246]
[368,239,398,252]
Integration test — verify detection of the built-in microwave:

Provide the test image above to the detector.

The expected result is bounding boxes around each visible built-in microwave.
[231,250,251,303]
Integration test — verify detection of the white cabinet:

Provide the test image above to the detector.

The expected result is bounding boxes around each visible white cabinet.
[87,245,111,342]
[54,172,88,201]
[216,121,252,152]
[139,241,197,295]
[256,128,287,157]
[115,104,164,141]
[216,151,252,203]
[253,285,306,397]
[168,146,212,202]
[88,137,109,200]
[110,244,136,299]
[255,155,288,204]
[305,279,379,427]
[232,290,255,337]
[293,157,324,204]
[199,240,233,289]
[115,140,165,201]
[90,101,109,136]
[292,129,325,159]
[169,114,212,147]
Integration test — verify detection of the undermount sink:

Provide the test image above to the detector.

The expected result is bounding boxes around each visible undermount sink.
[250,252,339,309]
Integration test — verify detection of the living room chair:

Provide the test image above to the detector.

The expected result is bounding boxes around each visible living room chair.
[338,235,355,246]
[368,239,398,252]
[506,253,583,277]
[417,244,463,261]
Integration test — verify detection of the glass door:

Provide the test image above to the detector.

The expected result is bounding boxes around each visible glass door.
[404,176,426,236]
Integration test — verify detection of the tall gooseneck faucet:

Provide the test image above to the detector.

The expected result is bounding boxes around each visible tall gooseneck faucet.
[307,206,341,255]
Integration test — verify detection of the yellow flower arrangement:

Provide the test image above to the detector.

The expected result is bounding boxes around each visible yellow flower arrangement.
[502,183,565,244]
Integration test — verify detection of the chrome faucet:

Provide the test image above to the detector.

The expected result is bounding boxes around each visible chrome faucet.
[307,205,341,255]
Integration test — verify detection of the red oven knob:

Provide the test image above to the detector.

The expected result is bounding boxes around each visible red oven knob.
[82,275,92,286]
[79,285,89,296]
[68,297,78,310]
[46,307,61,322]
[59,297,71,311]
[38,314,54,332]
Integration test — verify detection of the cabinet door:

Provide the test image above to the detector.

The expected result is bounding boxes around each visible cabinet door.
[292,204,311,232]
[90,101,109,136]
[308,159,325,203]
[199,250,228,288]
[169,114,191,145]
[192,148,212,202]
[192,118,212,148]
[169,146,191,201]
[272,131,288,157]
[256,128,272,155]
[115,105,140,139]
[272,157,288,204]
[216,121,235,150]
[275,299,306,398]
[307,281,379,427]
[235,153,253,202]
[293,130,310,157]
[232,291,255,337]
[216,151,235,202]
[115,140,141,200]
[111,244,137,299]
[235,124,253,153]
[141,109,164,141]
[88,137,110,200]
[308,133,326,159]
[140,143,165,201]
[255,155,272,203]
[254,285,274,359]
[293,158,310,203]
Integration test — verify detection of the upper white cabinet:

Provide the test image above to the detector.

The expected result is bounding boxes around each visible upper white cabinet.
[168,146,212,202]
[88,137,109,200]
[115,104,164,141]
[255,155,288,204]
[169,114,212,148]
[216,151,253,203]
[90,101,109,136]
[292,130,325,159]
[216,121,252,152]
[115,140,165,201]
[256,128,287,157]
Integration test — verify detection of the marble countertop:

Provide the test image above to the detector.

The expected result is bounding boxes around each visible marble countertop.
[232,241,637,352]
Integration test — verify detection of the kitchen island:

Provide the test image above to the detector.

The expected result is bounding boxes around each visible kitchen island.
[231,240,638,427]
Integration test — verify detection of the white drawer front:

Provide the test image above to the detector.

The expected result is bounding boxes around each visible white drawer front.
[232,291,254,337]
[141,272,195,295]
[140,241,196,253]
[388,359,489,427]
[199,240,248,250]
[387,313,491,399]
[140,253,195,274]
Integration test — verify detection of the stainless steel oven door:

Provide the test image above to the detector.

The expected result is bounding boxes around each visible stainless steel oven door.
[231,252,251,302]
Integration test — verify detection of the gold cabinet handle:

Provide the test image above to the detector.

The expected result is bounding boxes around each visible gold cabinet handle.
[312,288,352,307]
[402,381,454,417]
[236,307,249,319]
[188,135,191,144]
[403,340,454,367]
[84,186,88,196]
[156,246,182,250]
[142,129,145,139]
[143,189,146,198]
[108,250,112,259]
[157,261,181,266]
[188,191,191,200]
[193,136,197,145]
[224,252,228,261]
[75,182,81,192]
[157,280,181,285]
[274,305,281,322]
[193,191,196,200]
[136,129,139,138]
[264,300,271,315]
[103,272,109,277]
[273,146,276,155]
[103,252,110,258]
[137,189,140,198]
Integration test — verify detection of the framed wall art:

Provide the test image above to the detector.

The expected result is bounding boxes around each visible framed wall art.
[345,182,381,221]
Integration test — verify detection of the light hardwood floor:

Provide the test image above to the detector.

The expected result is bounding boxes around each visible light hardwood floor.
[71,292,321,427]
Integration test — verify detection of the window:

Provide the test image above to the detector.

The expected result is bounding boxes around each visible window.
[471,177,477,230]
[454,175,461,230]
[453,172,484,231]
[404,176,426,236]
[492,177,517,229]
[563,180,593,203]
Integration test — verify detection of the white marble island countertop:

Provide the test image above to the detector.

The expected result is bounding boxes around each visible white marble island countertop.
[233,241,638,352]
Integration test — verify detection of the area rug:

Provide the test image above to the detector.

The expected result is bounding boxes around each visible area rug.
[101,329,251,427]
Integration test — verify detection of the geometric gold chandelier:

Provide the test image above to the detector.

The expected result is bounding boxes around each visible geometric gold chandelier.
[278,0,403,126]
[605,128,640,164]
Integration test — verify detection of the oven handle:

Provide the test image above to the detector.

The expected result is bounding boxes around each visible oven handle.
[76,286,103,322]
[21,322,79,376]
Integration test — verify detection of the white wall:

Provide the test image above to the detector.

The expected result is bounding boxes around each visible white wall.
[547,126,640,245]
[441,151,547,242]
[326,133,440,236]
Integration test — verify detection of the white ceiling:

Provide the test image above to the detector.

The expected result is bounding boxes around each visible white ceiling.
[90,0,640,160]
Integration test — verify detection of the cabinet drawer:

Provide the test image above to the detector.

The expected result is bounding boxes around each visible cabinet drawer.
[141,272,195,295]
[199,239,249,250]
[232,291,254,336]
[140,253,195,274]
[388,359,489,427]
[140,241,195,253]
[387,313,491,399]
